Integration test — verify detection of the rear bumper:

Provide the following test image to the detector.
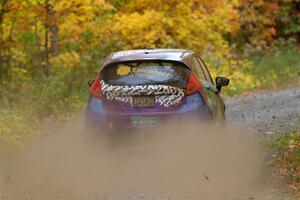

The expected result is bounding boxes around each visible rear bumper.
[86,94,212,130]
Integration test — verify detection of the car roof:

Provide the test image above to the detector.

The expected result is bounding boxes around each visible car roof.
[101,49,195,69]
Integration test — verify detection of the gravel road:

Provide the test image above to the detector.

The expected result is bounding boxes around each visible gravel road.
[225,85,300,200]
[226,86,300,134]
[1,85,300,200]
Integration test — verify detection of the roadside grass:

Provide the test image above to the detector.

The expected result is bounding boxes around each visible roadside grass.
[0,69,88,151]
[0,109,35,151]
[223,47,300,95]
[270,130,300,194]
[251,48,300,89]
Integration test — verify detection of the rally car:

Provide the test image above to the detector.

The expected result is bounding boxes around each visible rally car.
[86,49,229,129]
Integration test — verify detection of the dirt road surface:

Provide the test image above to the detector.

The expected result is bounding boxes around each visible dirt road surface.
[1,86,300,200]
[226,86,300,134]
[226,85,300,200]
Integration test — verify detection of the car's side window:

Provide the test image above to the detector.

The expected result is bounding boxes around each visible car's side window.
[191,57,206,80]
[196,57,214,84]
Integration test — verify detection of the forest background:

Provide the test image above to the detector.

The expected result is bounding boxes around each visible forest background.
[0,0,299,147]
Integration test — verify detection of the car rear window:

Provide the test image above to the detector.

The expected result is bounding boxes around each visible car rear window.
[101,61,190,89]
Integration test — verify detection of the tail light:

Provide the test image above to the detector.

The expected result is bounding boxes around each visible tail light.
[90,75,103,99]
[185,72,202,96]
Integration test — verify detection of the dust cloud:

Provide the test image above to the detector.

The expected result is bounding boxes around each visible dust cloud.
[1,116,264,200]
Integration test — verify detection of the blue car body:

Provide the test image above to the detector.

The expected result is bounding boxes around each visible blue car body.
[86,49,228,129]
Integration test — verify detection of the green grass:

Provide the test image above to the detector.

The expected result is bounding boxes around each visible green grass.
[270,130,300,193]
[216,47,300,96]
[0,68,89,150]
[0,109,35,150]
[251,48,300,89]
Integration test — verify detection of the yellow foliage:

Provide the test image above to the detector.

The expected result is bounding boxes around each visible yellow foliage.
[50,51,81,68]
[54,0,112,39]
[108,0,240,53]
[113,10,172,49]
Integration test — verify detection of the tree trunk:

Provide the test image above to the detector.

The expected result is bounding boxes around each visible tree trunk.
[48,0,59,56]
[44,0,59,75]
[44,0,50,76]
[32,16,43,76]
[50,24,59,56]
[0,0,9,82]
[0,0,8,42]
[48,0,59,55]
[0,0,8,52]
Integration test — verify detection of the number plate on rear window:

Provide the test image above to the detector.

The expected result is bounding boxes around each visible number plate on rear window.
[133,96,156,108]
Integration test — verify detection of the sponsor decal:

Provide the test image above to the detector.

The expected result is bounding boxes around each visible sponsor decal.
[116,65,171,78]
[116,65,131,76]
[100,80,185,107]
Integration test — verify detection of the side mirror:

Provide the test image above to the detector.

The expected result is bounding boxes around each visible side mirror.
[88,80,94,87]
[216,76,230,92]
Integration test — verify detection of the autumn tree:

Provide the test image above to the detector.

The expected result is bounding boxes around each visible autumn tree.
[0,0,10,81]
[0,0,112,79]
[105,0,240,52]
[0,0,298,86]
[232,0,300,50]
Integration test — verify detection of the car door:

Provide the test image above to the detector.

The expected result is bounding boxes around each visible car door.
[190,56,214,117]
[193,56,225,120]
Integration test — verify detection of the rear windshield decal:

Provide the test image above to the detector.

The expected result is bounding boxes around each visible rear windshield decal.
[100,80,185,107]
[116,65,171,78]
[116,65,131,76]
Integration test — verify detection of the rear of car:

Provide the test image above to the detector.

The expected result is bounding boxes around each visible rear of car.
[86,59,212,129]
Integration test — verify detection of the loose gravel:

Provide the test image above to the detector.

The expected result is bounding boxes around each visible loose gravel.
[226,86,300,134]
